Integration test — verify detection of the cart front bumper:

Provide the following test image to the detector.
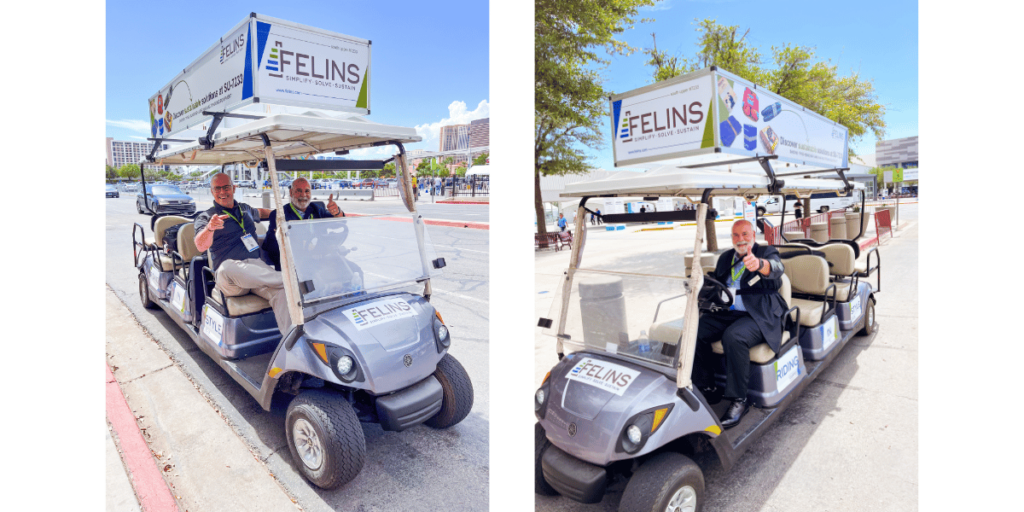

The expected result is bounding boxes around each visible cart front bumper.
[375,375,443,431]
[541,443,607,504]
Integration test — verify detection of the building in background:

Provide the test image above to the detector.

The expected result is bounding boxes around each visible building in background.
[439,125,471,152]
[875,136,918,168]
[470,118,489,148]
[106,138,168,172]
[437,118,490,165]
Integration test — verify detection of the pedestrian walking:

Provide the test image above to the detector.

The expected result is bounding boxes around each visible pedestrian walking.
[595,209,603,224]
[557,213,567,232]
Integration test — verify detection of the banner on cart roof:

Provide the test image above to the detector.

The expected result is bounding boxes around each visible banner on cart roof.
[609,68,849,169]
[253,18,371,114]
[610,74,715,167]
[149,20,254,139]
[715,71,848,169]
[148,15,370,140]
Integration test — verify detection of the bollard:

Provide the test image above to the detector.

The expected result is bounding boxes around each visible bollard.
[845,212,861,239]
[830,216,847,240]
[578,276,629,351]
[810,222,829,243]
[262,190,271,209]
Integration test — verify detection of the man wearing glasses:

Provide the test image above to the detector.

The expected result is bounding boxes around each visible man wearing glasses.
[262,177,344,271]
[193,173,291,336]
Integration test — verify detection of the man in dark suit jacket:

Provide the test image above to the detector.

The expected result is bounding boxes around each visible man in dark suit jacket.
[694,219,786,428]
[262,177,345,270]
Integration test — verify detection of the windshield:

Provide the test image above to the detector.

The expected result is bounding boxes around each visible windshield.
[147,185,183,195]
[544,270,690,369]
[106,184,116,191]
[285,214,440,304]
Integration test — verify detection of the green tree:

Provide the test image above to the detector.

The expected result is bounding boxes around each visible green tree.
[535,0,658,234]
[118,163,141,181]
[383,162,396,178]
[105,165,118,181]
[472,152,489,166]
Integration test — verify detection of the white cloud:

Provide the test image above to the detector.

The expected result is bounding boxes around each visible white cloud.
[412,99,490,152]
[129,136,150,141]
[107,119,151,132]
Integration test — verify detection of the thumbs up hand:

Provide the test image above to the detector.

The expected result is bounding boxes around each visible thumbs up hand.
[327,194,342,217]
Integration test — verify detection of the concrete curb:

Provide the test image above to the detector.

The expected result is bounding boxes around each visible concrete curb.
[106,363,180,512]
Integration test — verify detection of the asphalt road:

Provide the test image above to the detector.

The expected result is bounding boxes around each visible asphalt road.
[534,205,919,512]
[105,193,490,511]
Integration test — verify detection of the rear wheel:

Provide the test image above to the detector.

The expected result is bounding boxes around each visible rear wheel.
[425,354,474,428]
[285,390,366,490]
[139,273,156,309]
[620,452,704,512]
[535,423,558,496]
[819,206,830,213]
[137,201,144,214]
[857,297,876,336]
[756,206,766,216]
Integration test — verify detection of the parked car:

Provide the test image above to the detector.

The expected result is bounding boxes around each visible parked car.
[136,183,196,216]
[106,184,120,198]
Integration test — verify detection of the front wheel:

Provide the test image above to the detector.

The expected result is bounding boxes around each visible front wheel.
[139,273,156,309]
[137,201,144,214]
[424,354,474,428]
[535,423,558,496]
[819,206,830,213]
[619,452,704,512]
[756,206,766,217]
[857,297,876,336]
[285,390,366,490]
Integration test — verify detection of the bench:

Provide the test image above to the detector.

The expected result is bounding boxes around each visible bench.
[557,232,573,250]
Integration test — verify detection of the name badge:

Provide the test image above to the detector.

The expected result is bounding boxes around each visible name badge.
[747,275,761,286]
[241,233,258,252]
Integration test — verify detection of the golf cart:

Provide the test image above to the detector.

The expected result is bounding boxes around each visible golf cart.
[131,112,474,489]
[534,67,881,511]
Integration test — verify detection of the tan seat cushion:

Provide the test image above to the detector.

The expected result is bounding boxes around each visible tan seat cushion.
[176,223,202,263]
[711,332,789,364]
[153,216,189,248]
[790,297,825,326]
[211,289,271,316]
[832,280,855,302]
[650,317,684,345]
[784,254,830,295]
[819,244,855,276]
[155,253,183,272]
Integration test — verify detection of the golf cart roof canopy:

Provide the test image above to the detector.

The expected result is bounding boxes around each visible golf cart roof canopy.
[560,164,863,199]
[148,112,421,166]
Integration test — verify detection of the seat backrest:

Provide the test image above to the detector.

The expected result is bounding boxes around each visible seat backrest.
[255,221,268,237]
[783,254,829,295]
[176,223,201,263]
[818,243,855,276]
[154,216,189,246]
[775,243,812,256]
[779,273,796,322]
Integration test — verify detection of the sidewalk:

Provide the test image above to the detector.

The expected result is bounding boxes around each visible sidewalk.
[105,287,299,512]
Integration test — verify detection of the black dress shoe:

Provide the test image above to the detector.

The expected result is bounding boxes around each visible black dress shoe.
[720,399,749,429]
[699,385,723,405]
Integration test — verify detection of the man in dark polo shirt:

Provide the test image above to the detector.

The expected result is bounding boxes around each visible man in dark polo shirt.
[262,177,344,270]
[194,173,291,336]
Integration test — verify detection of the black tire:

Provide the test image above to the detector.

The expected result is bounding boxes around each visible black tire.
[756,206,766,217]
[619,452,704,512]
[137,201,144,214]
[285,390,366,490]
[425,354,474,428]
[857,297,876,336]
[819,206,830,213]
[535,423,559,496]
[139,273,156,309]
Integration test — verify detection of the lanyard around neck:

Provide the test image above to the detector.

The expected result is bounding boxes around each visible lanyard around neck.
[289,203,307,219]
[221,206,247,235]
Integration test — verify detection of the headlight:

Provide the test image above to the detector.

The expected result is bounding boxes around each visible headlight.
[437,324,448,340]
[626,425,642,444]
[336,355,354,375]
[433,315,451,352]
[535,388,545,405]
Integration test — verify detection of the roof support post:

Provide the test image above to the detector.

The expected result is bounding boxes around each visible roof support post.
[677,202,707,389]
[261,134,304,331]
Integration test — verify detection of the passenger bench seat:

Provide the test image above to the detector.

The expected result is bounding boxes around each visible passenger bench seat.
[153,216,190,271]
[783,254,830,327]
[711,274,793,364]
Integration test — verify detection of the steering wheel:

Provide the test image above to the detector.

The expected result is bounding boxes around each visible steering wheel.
[699,275,734,308]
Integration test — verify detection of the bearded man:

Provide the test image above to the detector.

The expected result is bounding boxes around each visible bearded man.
[261,177,344,271]
[693,220,787,428]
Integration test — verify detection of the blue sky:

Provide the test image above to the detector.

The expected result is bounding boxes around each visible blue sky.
[106,0,489,156]
[587,0,918,170]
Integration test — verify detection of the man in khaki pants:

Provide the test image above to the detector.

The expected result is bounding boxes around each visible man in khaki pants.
[193,173,292,336]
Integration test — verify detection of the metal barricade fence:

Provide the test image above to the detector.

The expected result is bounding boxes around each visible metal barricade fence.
[874,208,893,241]
[764,208,848,244]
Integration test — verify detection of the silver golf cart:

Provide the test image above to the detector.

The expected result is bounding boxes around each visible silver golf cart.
[534,166,879,511]
[131,112,474,489]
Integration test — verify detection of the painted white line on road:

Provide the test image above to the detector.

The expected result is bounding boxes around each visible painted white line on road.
[432,288,488,305]
[436,247,489,255]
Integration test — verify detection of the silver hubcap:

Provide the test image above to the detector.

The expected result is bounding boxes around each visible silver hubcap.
[868,304,874,329]
[292,418,324,470]
[666,485,697,512]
